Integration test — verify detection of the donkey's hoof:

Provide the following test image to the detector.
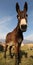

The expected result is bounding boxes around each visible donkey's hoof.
[4,55,6,58]
[18,60,21,63]
[10,55,13,58]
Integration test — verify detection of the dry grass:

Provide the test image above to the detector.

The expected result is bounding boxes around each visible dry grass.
[0,43,33,65]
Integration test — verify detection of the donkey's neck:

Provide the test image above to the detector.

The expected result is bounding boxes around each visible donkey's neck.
[16,23,22,34]
[16,23,23,37]
[15,23,23,43]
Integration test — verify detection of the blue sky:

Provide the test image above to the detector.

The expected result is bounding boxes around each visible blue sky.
[0,0,33,41]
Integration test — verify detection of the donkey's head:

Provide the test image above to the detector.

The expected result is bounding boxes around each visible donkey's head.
[16,2,28,32]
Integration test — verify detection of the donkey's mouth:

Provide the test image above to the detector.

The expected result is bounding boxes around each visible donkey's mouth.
[22,28,27,32]
[21,25,27,32]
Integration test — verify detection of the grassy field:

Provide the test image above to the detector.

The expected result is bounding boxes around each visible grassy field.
[0,44,33,65]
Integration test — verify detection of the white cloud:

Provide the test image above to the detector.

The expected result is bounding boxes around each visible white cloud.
[0,33,6,39]
[0,16,13,24]
[0,16,13,39]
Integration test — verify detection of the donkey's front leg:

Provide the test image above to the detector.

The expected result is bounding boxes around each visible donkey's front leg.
[9,46,13,58]
[15,44,20,65]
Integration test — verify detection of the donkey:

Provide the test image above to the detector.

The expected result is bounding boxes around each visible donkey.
[4,2,28,65]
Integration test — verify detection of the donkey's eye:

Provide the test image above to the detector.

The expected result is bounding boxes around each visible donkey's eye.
[17,15,20,19]
[18,16,20,19]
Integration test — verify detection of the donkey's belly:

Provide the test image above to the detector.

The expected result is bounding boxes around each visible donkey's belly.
[7,41,15,46]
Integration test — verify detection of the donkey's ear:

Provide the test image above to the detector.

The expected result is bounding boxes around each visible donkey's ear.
[24,2,28,12]
[16,2,20,13]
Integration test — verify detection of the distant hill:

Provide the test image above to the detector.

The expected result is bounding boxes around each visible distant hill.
[0,39,33,44]
[23,39,33,44]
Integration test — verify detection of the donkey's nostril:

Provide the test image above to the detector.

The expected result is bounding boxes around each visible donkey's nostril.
[21,25,23,28]
[21,25,27,29]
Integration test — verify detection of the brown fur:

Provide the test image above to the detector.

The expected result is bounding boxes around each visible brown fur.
[4,2,28,65]
[6,25,23,44]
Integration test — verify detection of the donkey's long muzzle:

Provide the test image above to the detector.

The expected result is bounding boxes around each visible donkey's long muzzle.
[21,25,27,32]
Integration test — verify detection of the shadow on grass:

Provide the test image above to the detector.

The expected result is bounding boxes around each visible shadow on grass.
[20,50,28,58]
[30,55,33,59]
[0,45,4,52]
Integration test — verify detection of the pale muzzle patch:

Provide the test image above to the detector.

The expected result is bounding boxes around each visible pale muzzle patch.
[20,19,27,25]
[20,18,27,29]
